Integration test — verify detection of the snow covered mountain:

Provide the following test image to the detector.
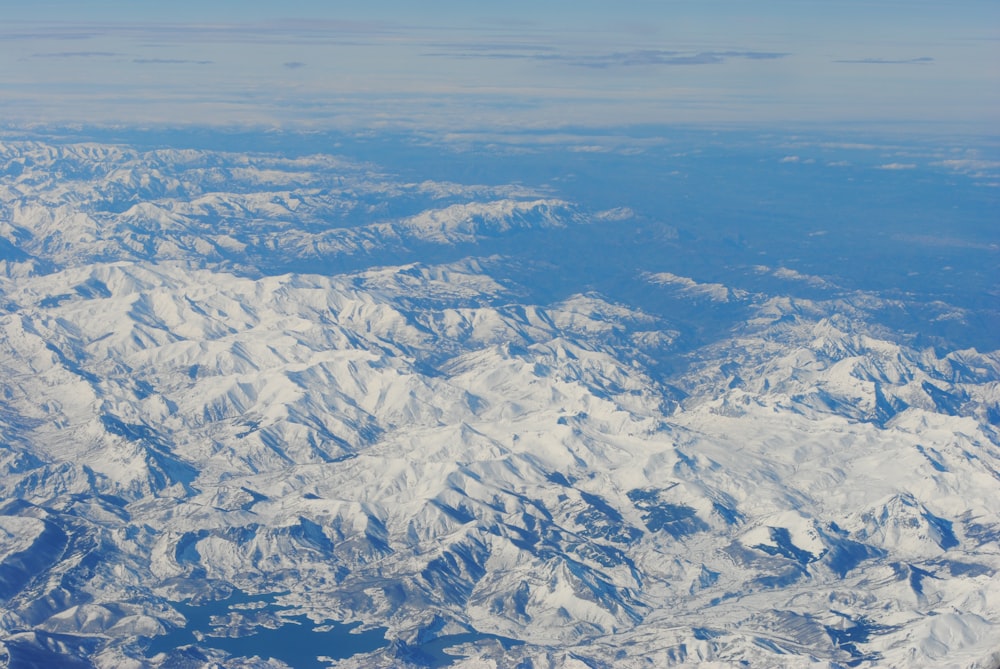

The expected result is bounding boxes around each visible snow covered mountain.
[0,131,997,668]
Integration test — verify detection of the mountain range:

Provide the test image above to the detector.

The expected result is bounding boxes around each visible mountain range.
[0,131,997,668]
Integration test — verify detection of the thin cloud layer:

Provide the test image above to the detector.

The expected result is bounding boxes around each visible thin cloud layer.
[835,57,934,64]
[133,58,213,65]
[29,51,120,58]
[1,19,400,49]
[426,47,790,68]
[1,3,996,131]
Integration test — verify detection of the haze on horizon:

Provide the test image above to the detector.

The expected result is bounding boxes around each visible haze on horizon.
[2,0,998,132]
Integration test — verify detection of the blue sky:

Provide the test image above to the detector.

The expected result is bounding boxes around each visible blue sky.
[2,1,997,131]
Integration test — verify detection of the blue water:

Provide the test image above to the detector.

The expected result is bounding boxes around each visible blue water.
[144,592,388,668]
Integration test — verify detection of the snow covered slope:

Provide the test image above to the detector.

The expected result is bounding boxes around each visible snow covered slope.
[0,133,997,668]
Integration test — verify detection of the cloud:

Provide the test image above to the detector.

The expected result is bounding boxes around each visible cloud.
[133,58,213,65]
[935,159,1000,171]
[30,51,120,58]
[1,13,989,131]
[835,57,934,64]
[425,48,789,68]
[878,163,917,170]
[817,142,883,150]
[3,19,398,48]
[585,50,789,67]
[425,41,557,54]
[0,28,103,41]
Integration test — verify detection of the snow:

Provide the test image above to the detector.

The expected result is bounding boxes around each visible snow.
[0,516,46,562]
[0,135,996,668]
[645,271,745,302]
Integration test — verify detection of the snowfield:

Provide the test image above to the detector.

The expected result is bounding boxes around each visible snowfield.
[0,134,997,668]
